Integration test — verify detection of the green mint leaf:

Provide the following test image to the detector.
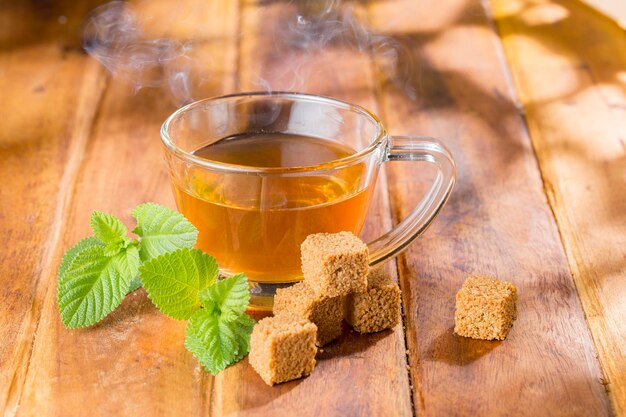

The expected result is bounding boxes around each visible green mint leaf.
[123,240,142,293]
[231,314,256,363]
[104,241,123,257]
[139,249,218,320]
[57,245,133,328]
[113,245,140,278]
[132,203,198,261]
[185,310,255,375]
[199,273,250,322]
[102,239,141,292]
[185,311,235,375]
[58,237,104,278]
[90,211,127,245]
[103,236,134,257]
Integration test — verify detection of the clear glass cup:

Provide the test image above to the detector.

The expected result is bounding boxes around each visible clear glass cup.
[161,92,455,309]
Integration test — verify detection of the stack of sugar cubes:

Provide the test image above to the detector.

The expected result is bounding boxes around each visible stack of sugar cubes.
[249,231,402,386]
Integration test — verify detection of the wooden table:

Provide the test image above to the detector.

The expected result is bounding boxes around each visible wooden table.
[1,0,624,416]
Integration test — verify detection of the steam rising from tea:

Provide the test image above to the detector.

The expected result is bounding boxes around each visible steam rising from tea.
[83,0,415,105]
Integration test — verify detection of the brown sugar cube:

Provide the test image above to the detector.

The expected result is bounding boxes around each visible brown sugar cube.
[454,275,517,341]
[274,282,345,346]
[346,269,401,333]
[301,231,369,297]
[249,314,317,386]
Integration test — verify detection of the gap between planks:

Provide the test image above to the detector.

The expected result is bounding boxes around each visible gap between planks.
[362,3,420,415]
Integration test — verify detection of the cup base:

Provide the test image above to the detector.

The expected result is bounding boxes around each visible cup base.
[246,280,301,311]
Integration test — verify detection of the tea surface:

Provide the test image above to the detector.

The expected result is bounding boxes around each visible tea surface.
[193,132,353,168]
[173,132,374,282]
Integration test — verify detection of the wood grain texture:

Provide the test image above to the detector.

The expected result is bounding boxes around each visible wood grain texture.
[11,1,239,416]
[2,0,621,416]
[366,0,613,415]
[210,2,413,416]
[491,0,626,414]
[0,1,107,413]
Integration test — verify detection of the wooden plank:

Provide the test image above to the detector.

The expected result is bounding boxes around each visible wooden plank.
[491,0,626,414]
[0,1,107,414]
[211,1,413,416]
[13,1,239,416]
[367,0,613,416]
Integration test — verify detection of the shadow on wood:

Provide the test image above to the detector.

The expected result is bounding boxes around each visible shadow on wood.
[87,289,158,331]
[424,326,501,366]
[0,0,109,52]
[317,326,392,361]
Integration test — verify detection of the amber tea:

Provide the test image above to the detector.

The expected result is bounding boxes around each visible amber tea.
[173,132,375,282]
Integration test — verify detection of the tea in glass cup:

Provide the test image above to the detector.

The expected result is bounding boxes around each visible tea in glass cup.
[161,92,455,309]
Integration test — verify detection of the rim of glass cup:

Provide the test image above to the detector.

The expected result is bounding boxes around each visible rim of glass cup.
[160,91,387,174]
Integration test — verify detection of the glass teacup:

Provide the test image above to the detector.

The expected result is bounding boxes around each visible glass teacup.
[161,92,455,309]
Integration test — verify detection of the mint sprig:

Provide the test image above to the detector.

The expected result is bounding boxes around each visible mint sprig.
[185,274,255,374]
[141,256,255,374]
[57,204,198,328]
[57,203,255,375]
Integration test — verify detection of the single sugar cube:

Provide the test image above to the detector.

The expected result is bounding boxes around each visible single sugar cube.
[346,269,401,333]
[454,275,517,341]
[249,314,318,386]
[274,281,345,346]
[301,231,369,297]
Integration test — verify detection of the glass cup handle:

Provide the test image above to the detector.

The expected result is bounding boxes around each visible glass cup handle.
[368,136,456,266]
